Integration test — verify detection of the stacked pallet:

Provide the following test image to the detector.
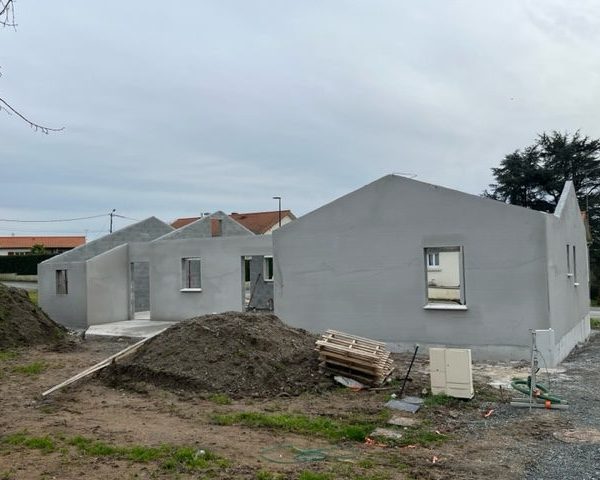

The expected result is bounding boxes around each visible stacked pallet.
[315,330,395,385]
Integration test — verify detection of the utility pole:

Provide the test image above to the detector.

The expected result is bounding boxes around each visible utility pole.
[109,209,116,233]
[273,196,282,227]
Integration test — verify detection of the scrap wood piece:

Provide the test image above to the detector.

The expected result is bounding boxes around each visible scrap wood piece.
[41,329,166,398]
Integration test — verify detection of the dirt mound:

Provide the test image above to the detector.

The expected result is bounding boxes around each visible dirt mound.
[108,312,334,397]
[0,284,67,349]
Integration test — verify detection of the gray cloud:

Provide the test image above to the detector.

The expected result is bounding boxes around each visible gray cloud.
[2,1,600,238]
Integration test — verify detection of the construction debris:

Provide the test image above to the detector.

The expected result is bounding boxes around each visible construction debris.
[388,415,421,427]
[385,399,421,413]
[369,427,404,440]
[315,330,394,385]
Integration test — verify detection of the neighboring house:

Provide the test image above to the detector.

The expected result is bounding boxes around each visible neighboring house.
[171,210,296,235]
[38,212,274,330]
[273,175,590,367]
[230,210,296,234]
[0,236,85,256]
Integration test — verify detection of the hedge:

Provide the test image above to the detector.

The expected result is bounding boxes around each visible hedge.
[0,254,56,275]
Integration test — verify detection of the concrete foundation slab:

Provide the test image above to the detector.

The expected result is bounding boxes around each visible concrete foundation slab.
[85,320,175,340]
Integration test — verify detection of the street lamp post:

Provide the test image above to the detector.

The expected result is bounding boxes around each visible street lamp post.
[272,196,282,227]
[109,209,116,233]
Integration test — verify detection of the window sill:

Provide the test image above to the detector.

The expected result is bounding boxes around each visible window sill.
[574,282,580,287]
[423,303,468,311]
[567,274,574,278]
[180,288,202,292]
[264,279,274,283]
[427,267,441,272]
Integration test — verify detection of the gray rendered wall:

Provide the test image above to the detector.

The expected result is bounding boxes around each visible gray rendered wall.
[45,217,173,263]
[149,235,272,321]
[159,211,253,240]
[274,175,551,362]
[247,255,274,310]
[38,261,87,330]
[544,182,590,363]
[86,244,130,325]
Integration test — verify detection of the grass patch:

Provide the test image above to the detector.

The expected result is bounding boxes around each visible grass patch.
[212,412,375,442]
[591,318,600,330]
[256,470,286,480]
[12,361,46,376]
[2,433,55,453]
[208,393,232,405]
[423,394,459,407]
[299,472,332,480]
[0,351,18,362]
[3,432,228,473]
[67,435,229,471]
[27,290,38,305]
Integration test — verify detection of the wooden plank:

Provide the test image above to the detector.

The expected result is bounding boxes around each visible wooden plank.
[41,330,166,397]
[324,330,387,347]
[320,334,383,353]
[318,350,391,371]
[316,342,381,361]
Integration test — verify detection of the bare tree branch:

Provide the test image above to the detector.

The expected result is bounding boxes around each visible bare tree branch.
[0,97,64,134]
[0,0,16,27]
[1,1,64,133]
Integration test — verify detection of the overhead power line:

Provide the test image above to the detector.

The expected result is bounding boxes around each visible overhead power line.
[0,213,108,223]
[0,212,140,224]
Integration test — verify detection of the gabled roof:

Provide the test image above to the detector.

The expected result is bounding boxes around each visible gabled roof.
[0,236,85,249]
[230,210,295,234]
[171,210,296,234]
[158,211,254,240]
[44,217,174,263]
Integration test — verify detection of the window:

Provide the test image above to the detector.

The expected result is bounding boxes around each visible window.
[427,252,440,269]
[424,247,465,308]
[181,257,202,290]
[573,245,578,285]
[263,256,274,281]
[56,270,68,294]
[566,244,572,277]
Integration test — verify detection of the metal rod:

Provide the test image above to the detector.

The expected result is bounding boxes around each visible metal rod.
[398,344,419,398]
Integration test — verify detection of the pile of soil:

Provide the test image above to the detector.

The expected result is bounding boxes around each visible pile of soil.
[0,284,67,349]
[108,312,334,397]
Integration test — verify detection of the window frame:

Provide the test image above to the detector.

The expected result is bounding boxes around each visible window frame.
[263,256,274,282]
[56,269,68,295]
[181,257,202,292]
[423,246,467,310]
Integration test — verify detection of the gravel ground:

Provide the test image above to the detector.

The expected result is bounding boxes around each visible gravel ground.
[525,330,600,479]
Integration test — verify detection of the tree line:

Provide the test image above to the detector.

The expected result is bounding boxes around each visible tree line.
[486,131,600,299]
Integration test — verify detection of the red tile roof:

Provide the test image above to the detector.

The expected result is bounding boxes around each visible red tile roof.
[230,210,295,234]
[170,217,200,229]
[0,236,86,249]
[170,210,296,234]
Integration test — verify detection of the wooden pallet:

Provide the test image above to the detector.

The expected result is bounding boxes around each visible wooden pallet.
[316,330,395,385]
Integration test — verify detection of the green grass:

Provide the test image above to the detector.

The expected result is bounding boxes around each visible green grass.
[298,472,332,480]
[591,317,600,330]
[208,393,232,405]
[212,412,375,442]
[0,351,18,362]
[396,426,448,447]
[2,433,55,453]
[12,361,46,375]
[423,393,459,407]
[256,471,286,480]
[2,432,228,473]
[67,435,229,471]
[27,290,38,305]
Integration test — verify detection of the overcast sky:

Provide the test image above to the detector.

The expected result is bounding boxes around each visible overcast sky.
[1,1,600,238]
